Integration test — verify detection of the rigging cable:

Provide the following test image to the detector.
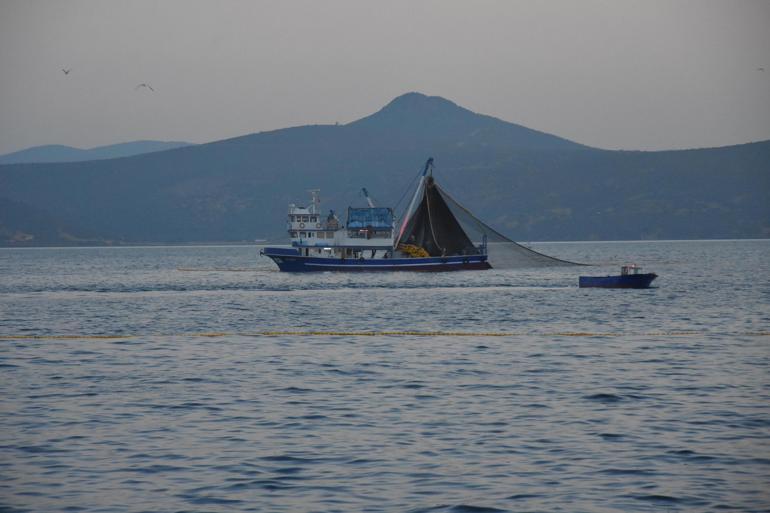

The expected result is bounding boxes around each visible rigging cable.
[393,163,427,221]
[424,179,443,254]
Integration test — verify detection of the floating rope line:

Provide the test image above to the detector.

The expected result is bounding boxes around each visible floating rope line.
[176,268,260,272]
[1,331,768,341]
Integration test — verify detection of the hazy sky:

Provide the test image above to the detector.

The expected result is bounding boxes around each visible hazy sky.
[1,0,769,154]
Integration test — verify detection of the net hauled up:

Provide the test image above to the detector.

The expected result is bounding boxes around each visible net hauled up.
[395,158,583,269]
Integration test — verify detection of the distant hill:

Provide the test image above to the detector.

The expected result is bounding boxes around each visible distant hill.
[0,140,193,164]
[0,92,768,246]
[347,92,584,150]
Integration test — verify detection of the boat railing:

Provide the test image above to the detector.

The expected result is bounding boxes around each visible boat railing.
[347,229,393,239]
[474,234,487,255]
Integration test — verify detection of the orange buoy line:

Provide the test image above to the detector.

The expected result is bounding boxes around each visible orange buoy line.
[0,331,768,341]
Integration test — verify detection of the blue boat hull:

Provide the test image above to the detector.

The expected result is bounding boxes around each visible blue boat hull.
[579,273,657,288]
[261,247,491,272]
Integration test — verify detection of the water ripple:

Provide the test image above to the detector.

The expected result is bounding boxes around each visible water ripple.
[1,241,768,512]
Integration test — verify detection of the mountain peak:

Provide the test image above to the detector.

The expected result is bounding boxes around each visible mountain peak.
[382,92,462,112]
[347,92,584,150]
[356,92,472,124]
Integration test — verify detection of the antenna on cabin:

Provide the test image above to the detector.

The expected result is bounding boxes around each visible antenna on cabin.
[308,189,320,214]
[362,187,376,208]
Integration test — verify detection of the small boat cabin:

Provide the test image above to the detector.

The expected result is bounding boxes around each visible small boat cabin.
[621,264,644,275]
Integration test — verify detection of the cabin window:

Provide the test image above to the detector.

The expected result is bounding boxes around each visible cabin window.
[300,232,306,238]
[290,231,298,237]
[301,215,309,222]
[310,216,318,223]
[326,231,334,238]
[317,232,326,239]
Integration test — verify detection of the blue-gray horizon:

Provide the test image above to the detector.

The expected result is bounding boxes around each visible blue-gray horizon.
[1,0,769,155]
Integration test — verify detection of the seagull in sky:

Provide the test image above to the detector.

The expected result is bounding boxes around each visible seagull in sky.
[62,68,71,75]
[758,67,765,72]
[135,83,155,92]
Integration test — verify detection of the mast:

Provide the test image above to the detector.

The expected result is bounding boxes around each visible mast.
[396,157,433,246]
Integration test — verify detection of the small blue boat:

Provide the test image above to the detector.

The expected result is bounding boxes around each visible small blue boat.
[579,264,657,288]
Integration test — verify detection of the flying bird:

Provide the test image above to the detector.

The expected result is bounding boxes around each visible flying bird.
[758,67,765,72]
[62,68,71,75]
[135,83,155,92]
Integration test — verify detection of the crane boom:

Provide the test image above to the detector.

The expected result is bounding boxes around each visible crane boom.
[362,187,376,208]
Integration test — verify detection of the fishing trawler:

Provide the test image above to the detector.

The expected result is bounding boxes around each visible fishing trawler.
[260,158,491,272]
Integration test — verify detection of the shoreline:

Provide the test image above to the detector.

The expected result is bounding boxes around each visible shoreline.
[1,238,768,250]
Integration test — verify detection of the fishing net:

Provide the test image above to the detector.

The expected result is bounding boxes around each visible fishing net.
[397,176,478,257]
[394,168,583,268]
[435,183,584,268]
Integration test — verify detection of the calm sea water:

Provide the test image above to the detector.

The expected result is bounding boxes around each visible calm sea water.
[1,240,768,512]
